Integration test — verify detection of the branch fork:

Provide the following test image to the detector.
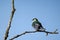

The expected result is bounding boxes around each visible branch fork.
[10,29,58,40]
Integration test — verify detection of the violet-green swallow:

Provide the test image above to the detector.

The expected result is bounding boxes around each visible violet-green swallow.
[32,18,45,31]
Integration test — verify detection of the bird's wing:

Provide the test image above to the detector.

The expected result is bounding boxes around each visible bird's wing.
[32,21,40,27]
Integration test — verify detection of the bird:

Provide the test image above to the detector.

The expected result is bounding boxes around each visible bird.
[32,18,45,31]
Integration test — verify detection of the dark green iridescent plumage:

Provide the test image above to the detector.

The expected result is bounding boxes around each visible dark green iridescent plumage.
[32,18,45,31]
[32,21,43,30]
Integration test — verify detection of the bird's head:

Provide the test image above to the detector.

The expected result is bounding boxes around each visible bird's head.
[32,18,38,22]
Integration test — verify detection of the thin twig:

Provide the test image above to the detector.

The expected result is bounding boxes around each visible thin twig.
[4,0,16,40]
[10,29,58,40]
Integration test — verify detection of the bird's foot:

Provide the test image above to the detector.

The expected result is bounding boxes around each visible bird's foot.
[39,28,46,31]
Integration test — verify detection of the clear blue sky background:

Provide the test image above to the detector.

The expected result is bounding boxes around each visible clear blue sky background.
[0,0,60,40]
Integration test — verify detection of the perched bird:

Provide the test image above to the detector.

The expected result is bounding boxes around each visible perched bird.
[32,18,45,31]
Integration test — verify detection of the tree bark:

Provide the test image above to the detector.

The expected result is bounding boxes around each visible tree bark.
[4,0,16,40]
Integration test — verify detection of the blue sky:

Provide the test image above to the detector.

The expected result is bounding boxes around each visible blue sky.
[0,0,60,40]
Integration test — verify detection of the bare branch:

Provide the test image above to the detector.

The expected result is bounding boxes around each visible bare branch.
[10,29,58,40]
[4,0,16,40]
